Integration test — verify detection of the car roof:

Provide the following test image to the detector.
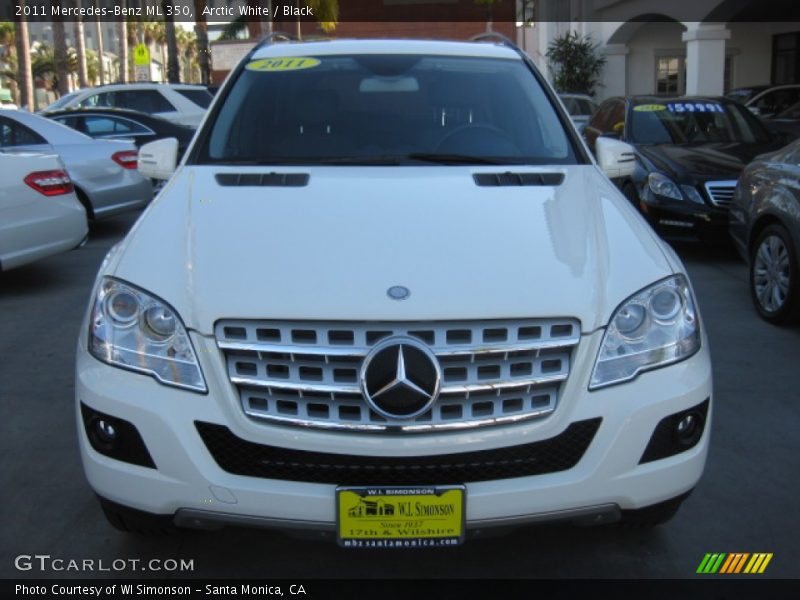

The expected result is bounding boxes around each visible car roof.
[46,106,174,120]
[1,109,92,143]
[250,39,521,60]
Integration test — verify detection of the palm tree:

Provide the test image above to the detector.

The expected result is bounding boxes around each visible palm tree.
[74,1,88,88]
[50,4,70,95]
[193,0,210,85]
[141,20,165,81]
[85,48,100,85]
[94,18,105,84]
[174,28,199,83]
[0,21,20,105]
[117,18,129,82]
[162,0,180,83]
[14,9,33,109]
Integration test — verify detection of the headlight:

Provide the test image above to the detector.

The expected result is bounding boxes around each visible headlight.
[590,275,700,390]
[648,173,683,200]
[88,277,207,392]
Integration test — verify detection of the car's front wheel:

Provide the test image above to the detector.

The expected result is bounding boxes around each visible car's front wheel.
[750,224,799,325]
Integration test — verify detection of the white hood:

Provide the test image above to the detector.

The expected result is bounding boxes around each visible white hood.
[112,165,674,335]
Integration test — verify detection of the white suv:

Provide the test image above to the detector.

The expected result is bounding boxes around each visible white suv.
[44,83,211,128]
[76,38,712,546]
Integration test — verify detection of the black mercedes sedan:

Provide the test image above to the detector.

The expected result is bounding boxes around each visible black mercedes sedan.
[584,96,785,241]
[42,107,196,158]
[730,139,800,325]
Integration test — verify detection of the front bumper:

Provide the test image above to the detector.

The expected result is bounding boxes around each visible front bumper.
[639,193,729,242]
[76,328,712,530]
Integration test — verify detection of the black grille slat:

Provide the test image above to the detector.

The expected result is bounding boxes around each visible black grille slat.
[473,172,565,187]
[195,418,601,485]
[215,173,310,187]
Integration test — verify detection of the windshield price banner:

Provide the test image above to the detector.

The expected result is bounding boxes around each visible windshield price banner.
[666,102,725,113]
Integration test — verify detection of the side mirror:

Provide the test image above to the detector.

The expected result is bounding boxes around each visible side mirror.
[596,137,636,179]
[138,138,178,181]
[748,106,761,116]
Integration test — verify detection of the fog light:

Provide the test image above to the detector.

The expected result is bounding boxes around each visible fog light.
[95,419,117,443]
[640,398,709,464]
[675,412,702,446]
[80,403,156,469]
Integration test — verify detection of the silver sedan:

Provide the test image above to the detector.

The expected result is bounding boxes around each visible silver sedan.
[0,110,152,219]
[0,151,87,271]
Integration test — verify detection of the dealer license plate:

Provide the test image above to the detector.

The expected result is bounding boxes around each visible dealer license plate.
[336,486,466,548]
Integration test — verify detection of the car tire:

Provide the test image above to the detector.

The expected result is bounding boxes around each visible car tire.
[616,492,690,529]
[749,223,800,325]
[99,497,176,536]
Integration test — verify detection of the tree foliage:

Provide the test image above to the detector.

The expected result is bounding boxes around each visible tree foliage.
[546,31,606,96]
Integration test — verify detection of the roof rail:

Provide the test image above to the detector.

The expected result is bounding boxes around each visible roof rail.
[252,31,299,53]
[469,32,519,51]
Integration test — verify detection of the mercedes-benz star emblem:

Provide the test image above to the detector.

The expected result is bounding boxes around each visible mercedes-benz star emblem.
[387,285,410,301]
[360,337,441,420]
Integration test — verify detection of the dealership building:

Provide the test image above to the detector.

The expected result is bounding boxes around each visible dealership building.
[523,0,800,99]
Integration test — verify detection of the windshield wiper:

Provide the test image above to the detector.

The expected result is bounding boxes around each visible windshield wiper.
[405,153,507,165]
[208,154,509,166]
[207,156,404,166]
[310,156,403,165]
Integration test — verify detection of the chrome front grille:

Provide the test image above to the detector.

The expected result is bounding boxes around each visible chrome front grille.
[704,180,737,208]
[215,319,581,432]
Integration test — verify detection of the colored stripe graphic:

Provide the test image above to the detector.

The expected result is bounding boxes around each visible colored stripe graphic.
[744,553,773,574]
[697,553,726,574]
[698,553,773,574]
[720,553,750,573]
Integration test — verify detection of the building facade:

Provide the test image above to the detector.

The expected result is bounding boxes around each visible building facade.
[521,0,800,99]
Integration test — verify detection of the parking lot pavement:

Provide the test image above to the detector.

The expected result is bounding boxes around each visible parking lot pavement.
[1,211,798,579]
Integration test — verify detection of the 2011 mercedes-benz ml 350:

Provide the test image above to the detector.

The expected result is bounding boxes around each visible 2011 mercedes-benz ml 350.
[76,36,712,547]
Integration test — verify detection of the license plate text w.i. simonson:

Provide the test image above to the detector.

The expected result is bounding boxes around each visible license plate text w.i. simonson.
[336,486,466,548]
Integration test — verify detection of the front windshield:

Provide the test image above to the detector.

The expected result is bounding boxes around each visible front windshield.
[629,100,772,145]
[199,54,577,165]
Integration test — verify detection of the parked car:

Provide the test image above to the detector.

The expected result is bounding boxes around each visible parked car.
[0,110,152,219]
[741,84,800,119]
[77,38,711,543]
[559,93,598,132]
[42,107,196,157]
[43,83,212,128]
[0,151,87,271]
[724,85,771,105]
[763,100,800,143]
[730,138,800,324]
[584,95,784,241]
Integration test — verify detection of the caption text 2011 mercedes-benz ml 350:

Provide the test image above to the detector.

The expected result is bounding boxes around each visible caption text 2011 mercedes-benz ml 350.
[76,36,712,547]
